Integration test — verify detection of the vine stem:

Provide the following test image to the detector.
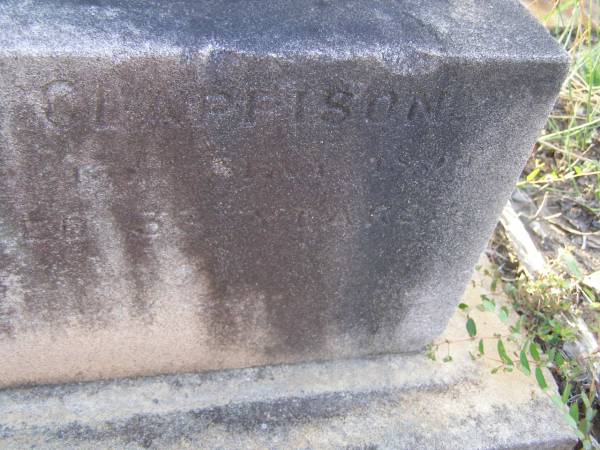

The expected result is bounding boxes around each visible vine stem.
[431,335,511,345]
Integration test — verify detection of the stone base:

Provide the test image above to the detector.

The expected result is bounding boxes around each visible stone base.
[0,260,577,449]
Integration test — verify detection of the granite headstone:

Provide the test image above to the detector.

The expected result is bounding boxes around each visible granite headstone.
[0,0,568,386]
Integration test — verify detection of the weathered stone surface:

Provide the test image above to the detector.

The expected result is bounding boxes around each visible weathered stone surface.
[0,262,578,449]
[0,0,568,386]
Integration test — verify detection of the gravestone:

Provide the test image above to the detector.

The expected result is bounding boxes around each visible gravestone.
[0,0,568,387]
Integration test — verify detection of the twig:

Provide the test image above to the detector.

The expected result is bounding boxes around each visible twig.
[545,219,600,236]
[500,202,548,277]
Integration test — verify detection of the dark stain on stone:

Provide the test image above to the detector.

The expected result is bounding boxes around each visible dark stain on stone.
[154,52,434,355]
[1,94,105,328]
[143,54,316,353]
[0,52,455,349]
[0,0,568,362]
[48,390,385,448]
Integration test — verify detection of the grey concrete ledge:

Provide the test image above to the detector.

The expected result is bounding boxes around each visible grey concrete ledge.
[0,350,576,449]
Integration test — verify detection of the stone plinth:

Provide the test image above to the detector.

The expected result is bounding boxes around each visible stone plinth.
[0,0,568,387]
[0,260,577,449]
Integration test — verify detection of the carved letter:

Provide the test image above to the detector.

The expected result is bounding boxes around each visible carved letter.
[321,90,353,123]
[203,92,233,118]
[43,80,81,128]
[367,91,397,122]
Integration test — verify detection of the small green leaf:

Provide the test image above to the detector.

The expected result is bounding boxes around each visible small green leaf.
[581,391,591,408]
[498,306,509,323]
[458,303,469,312]
[443,355,453,363]
[561,382,572,403]
[478,339,484,355]
[570,402,580,423]
[519,350,531,376]
[547,348,556,365]
[491,366,502,374]
[563,412,578,430]
[582,438,592,450]
[581,392,596,424]
[466,317,477,337]
[582,285,597,302]
[555,351,565,367]
[530,342,541,363]
[526,167,541,182]
[490,276,498,292]
[426,344,437,361]
[587,406,596,423]
[480,295,495,312]
[504,282,517,298]
[535,367,548,391]
[497,339,513,366]
[580,414,591,435]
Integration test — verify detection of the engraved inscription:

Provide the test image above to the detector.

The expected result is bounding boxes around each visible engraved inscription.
[367,91,398,122]
[407,96,432,122]
[321,90,353,123]
[43,80,80,128]
[22,212,88,243]
[203,92,233,119]
[95,84,107,127]
[38,80,438,130]
[245,91,280,123]
[294,91,307,121]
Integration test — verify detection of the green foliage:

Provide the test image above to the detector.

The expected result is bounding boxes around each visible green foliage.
[465,292,598,448]
[498,306,509,323]
[480,295,496,312]
[466,317,477,338]
[530,342,541,363]
[519,350,531,376]
[581,43,600,88]
[497,339,513,366]
[425,343,437,361]
[433,284,599,447]
[535,367,548,391]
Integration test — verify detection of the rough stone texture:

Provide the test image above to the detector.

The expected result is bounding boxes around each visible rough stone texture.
[0,260,578,449]
[0,0,568,387]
